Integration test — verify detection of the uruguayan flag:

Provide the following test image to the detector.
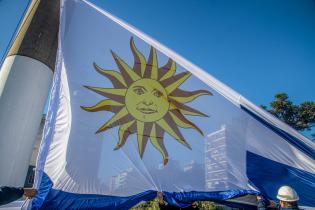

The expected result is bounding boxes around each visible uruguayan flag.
[32,0,315,209]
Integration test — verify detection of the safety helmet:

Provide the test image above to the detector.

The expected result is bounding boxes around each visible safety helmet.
[277,186,299,202]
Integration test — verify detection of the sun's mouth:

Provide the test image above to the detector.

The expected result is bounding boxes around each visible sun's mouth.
[136,106,157,114]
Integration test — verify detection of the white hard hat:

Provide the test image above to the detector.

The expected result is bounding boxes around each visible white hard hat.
[277,186,299,202]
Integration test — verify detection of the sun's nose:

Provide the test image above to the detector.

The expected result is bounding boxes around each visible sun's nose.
[143,100,153,106]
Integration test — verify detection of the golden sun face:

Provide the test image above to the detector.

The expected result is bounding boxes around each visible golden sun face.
[81,37,212,165]
[125,79,169,122]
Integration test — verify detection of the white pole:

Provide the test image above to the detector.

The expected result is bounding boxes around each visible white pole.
[0,0,59,187]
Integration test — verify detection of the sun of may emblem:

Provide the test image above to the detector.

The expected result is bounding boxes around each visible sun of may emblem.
[81,37,212,165]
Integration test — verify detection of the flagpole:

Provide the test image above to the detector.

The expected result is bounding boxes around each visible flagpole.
[0,0,59,187]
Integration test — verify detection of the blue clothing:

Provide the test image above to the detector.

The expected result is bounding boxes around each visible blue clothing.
[257,198,300,210]
[0,186,24,206]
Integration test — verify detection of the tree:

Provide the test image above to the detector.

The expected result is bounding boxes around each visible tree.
[261,93,315,141]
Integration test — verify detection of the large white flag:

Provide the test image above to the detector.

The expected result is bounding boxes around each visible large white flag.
[32,0,315,209]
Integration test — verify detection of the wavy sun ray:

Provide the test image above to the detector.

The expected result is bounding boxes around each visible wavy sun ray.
[80,99,124,113]
[93,62,127,88]
[82,37,212,165]
[169,89,213,104]
[115,120,136,150]
[130,37,147,77]
[158,58,176,81]
[150,124,169,165]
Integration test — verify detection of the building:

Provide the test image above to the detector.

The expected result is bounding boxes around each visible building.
[205,125,230,191]
[108,168,134,194]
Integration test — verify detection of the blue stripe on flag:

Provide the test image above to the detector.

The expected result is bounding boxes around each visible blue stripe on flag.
[241,105,315,160]
[163,190,259,209]
[32,173,259,209]
[247,151,315,207]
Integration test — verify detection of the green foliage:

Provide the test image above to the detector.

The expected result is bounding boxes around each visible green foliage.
[261,93,315,140]
[196,201,225,210]
[131,199,159,210]
[130,199,225,210]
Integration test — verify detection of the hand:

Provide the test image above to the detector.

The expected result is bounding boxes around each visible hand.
[268,200,277,208]
[256,195,263,201]
[157,192,164,204]
[23,188,37,198]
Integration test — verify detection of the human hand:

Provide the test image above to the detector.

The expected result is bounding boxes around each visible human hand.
[23,188,37,198]
[157,192,164,204]
[268,200,277,208]
[256,195,263,201]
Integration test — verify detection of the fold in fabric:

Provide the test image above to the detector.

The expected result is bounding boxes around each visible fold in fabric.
[31,173,259,209]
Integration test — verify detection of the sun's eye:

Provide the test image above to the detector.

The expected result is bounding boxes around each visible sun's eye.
[133,86,146,95]
[152,89,163,98]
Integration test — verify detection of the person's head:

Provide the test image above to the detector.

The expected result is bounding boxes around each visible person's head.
[277,186,299,208]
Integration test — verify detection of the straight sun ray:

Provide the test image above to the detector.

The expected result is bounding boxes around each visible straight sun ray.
[93,62,127,88]
[170,99,209,117]
[158,59,176,81]
[156,115,191,149]
[96,107,130,134]
[111,50,140,85]
[114,120,136,150]
[169,110,203,135]
[130,37,146,77]
[150,123,169,165]
[144,47,158,80]
[80,99,124,113]
[162,72,192,94]
[169,89,212,104]
[136,121,153,158]
[82,37,212,165]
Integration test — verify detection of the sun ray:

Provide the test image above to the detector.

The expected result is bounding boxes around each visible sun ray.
[169,89,212,104]
[150,123,169,165]
[111,50,141,85]
[83,86,126,103]
[114,120,136,150]
[170,99,209,117]
[96,107,131,134]
[93,62,127,88]
[136,121,153,158]
[130,37,146,77]
[144,47,158,80]
[161,72,192,94]
[83,37,211,164]
[156,114,191,149]
[80,99,124,113]
[158,58,176,81]
[169,109,203,135]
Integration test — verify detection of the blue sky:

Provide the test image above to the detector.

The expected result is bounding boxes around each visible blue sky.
[1,0,314,106]
[0,1,314,123]
[88,0,315,106]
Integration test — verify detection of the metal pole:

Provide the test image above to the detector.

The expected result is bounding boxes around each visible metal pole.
[0,0,59,187]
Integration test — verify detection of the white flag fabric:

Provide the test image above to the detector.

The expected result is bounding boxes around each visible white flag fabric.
[32,0,315,209]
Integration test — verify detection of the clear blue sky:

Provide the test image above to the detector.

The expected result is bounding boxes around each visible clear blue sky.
[89,0,315,106]
[0,1,314,120]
